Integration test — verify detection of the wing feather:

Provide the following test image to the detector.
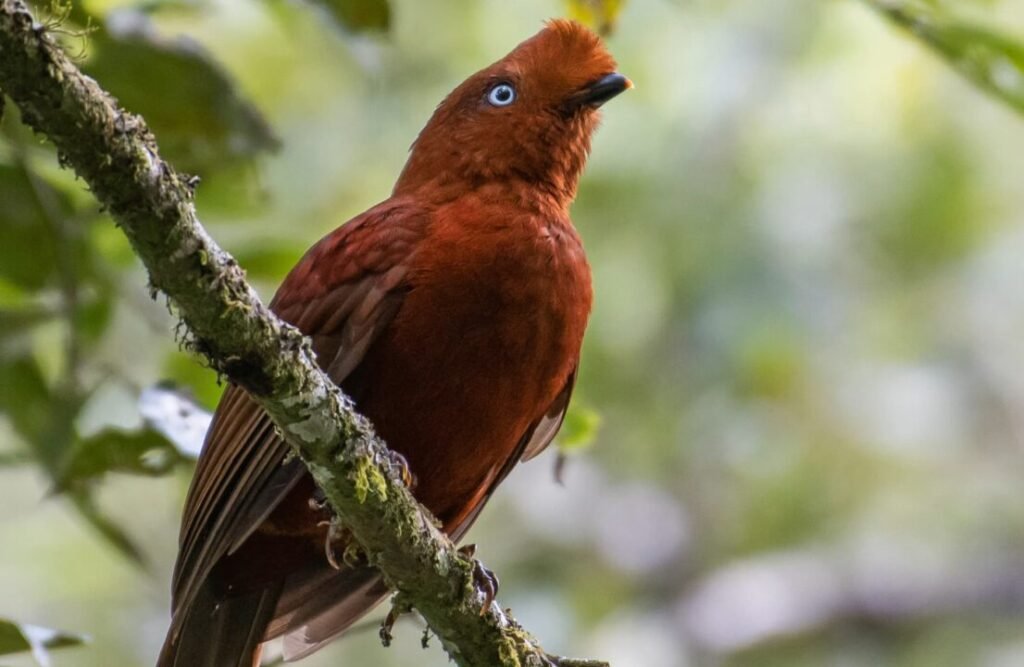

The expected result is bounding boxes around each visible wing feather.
[168,201,427,637]
[520,367,576,462]
[274,368,577,654]
[450,367,577,543]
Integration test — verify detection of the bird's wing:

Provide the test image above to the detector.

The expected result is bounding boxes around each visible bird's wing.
[449,367,577,543]
[276,367,581,658]
[170,202,427,622]
[520,367,576,462]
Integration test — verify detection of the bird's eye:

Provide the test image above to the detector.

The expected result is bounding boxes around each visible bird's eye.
[486,83,517,107]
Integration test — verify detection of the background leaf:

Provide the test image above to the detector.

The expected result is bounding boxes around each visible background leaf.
[54,386,208,488]
[564,0,625,36]
[0,165,68,290]
[56,428,186,489]
[84,9,280,174]
[306,0,391,32]
[866,0,1024,114]
[0,355,58,456]
[0,619,86,665]
[557,405,602,453]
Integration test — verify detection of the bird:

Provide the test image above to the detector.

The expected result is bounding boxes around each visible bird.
[158,18,629,667]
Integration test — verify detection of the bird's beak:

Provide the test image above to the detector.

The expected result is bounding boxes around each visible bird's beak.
[572,72,633,109]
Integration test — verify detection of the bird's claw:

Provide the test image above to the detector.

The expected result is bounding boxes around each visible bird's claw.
[317,518,347,570]
[379,596,412,648]
[459,544,500,615]
[308,488,329,512]
[379,607,398,647]
[386,450,416,489]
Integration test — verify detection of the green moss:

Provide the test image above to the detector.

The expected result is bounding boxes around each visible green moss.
[352,454,388,504]
[496,635,524,667]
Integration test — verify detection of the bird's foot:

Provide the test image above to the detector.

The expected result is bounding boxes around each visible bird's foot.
[317,517,350,570]
[379,608,397,648]
[384,450,416,489]
[459,544,500,615]
[379,596,413,648]
[341,542,368,568]
[308,487,329,512]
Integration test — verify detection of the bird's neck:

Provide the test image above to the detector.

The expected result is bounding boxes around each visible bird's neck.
[392,129,593,213]
[393,171,577,217]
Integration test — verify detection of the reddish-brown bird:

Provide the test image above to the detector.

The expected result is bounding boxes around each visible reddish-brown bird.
[158,19,629,666]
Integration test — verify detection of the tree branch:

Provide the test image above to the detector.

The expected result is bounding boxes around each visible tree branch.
[0,2,606,665]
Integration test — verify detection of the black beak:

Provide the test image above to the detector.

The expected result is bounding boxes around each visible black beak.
[572,72,633,109]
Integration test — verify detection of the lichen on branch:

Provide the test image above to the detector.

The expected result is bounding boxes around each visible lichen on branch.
[0,2,607,665]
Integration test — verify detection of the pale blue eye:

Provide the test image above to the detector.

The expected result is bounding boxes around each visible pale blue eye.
[487,83,516,107]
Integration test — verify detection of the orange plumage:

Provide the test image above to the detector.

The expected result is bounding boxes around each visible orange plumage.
[159,19,629,666]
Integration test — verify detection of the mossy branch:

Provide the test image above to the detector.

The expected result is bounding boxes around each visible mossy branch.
[0,2,607,665]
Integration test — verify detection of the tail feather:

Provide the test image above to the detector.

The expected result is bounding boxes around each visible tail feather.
[158,579,281,667]
[278,569,388,661]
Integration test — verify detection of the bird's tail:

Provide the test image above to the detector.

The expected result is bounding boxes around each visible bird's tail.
[157,579,280,667]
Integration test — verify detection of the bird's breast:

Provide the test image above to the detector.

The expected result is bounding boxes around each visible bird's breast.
[350,208,592,526]
[410,211,592,382]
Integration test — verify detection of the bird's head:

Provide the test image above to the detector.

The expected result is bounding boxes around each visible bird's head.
[394,19,630,208]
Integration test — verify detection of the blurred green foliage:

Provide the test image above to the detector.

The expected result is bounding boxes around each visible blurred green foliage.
[86,14,280,173]
[312,0,390,32]
[2,0,1024,666]
[0,619,85,665]
[866,0,1024,114]
[557,404,602,453]
[565,0,624,35]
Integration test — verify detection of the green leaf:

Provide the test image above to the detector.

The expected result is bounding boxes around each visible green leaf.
[83,9,279,174]
[867,0,1024,114]
[57,427,186,490]
[0,355,53,451]
[0,160,104,344]
[0,618,86,664]
[564,0,626,36]
[2,364,81,469]
[0,165,66,290]
[56,385,210,488]
[557,405,602,453]
[309,0,391,32]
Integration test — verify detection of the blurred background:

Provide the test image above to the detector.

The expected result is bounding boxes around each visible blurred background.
[2,0,1024,665]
